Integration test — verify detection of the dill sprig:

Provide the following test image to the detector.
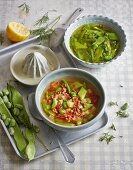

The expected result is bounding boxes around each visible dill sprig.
[99,132,115,144]
[34,13,49,26]
[18,2,30,14]
[0,33,4,45]
[31,13,61,43]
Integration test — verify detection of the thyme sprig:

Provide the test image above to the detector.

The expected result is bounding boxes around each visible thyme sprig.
[0,33,4,45]
[18,2,30,14]
[99,132,115,144]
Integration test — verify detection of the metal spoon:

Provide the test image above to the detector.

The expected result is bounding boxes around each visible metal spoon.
[28,93,75,163]
[49,8,84,50]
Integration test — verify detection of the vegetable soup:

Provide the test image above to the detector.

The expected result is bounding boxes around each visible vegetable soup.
[41,77,100,126]
[70,23,119,63]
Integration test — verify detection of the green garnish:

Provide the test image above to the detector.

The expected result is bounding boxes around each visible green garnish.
[120,103,128,110]
[116,111,129,118]
[99,132,115,144]
[108,101,118,106]
[110,123,116,131]
[34,13,49,26]
[18,2,30,14]
[0,33,4,45]
[30,13,61,44]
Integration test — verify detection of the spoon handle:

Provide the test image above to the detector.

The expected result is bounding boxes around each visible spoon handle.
[62,8,84,29]
[54,130,75,163]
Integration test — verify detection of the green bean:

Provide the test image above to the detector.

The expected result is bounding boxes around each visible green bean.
[56,87,62,92]
[62,79,71,93]
[51,98,58,109]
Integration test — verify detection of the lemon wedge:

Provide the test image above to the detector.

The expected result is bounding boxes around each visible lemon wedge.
[6,22,30,42]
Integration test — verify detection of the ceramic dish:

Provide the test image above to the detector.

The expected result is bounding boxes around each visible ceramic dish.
[64,15,126,68]
[10,45,60,86]
[35,68,106,131]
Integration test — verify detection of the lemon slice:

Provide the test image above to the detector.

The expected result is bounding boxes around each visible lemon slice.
[6,22,30,42]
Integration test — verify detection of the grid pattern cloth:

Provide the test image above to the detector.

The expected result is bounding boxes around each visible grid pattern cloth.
[0,0,133,170]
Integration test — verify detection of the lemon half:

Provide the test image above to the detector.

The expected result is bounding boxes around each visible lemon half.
[6,22,30,42]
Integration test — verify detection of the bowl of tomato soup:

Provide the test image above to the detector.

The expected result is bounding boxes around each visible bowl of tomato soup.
[35,68,106,131]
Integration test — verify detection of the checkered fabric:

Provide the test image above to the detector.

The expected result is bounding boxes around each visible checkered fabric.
[0,0,133,170]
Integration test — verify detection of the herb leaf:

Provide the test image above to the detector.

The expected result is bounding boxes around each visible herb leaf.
[18,2,30,14]
[0,33,4,45]
[34,12,49,26]
[110,123,116,131]
[99,132,115,144]
[116,111,129,118]
[120,103,128,111]
[108,101,118,106]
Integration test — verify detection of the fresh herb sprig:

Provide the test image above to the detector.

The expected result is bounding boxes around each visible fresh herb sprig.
[18,2,30,14]
[34,13,49,26]
[116,103,129,118]
[116,110,129,118]
[99,132,115,144]
[30,13,61,43]
[108,101,118,106]
[0,33,4,45]
[120,103,128,110]
[110,123,116,131]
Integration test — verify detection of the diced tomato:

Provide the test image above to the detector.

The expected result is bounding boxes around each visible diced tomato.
[48,81,60,92]
[64,93,71,99]
[89,94,99,104]
[56,104,61,111]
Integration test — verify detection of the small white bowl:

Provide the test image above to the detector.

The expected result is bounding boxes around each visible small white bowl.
[64,15,126,68]
[10,45,60,86]
[35,68,106,132]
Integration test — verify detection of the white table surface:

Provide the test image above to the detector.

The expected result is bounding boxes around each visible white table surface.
[0,0,133,170]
